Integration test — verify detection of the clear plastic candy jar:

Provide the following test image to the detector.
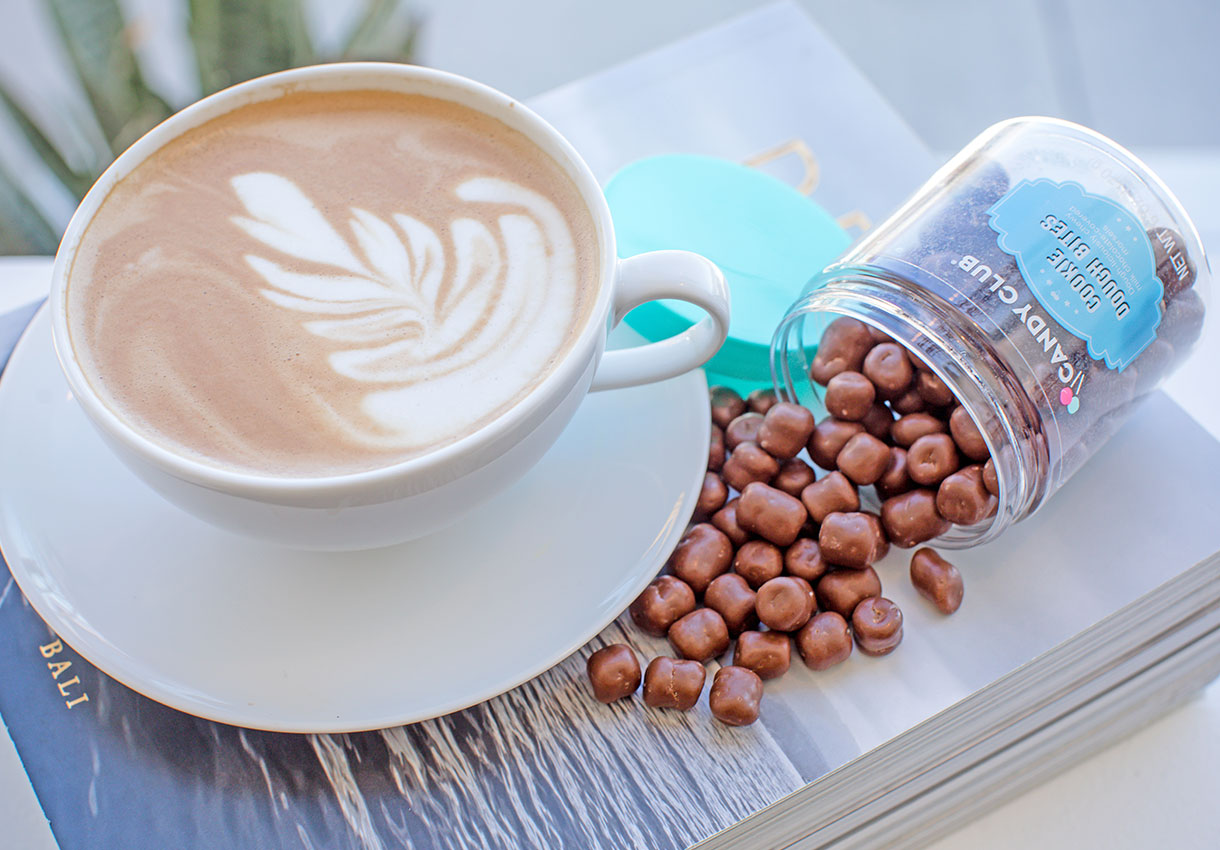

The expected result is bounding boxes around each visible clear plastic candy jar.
[772,117,1209,548]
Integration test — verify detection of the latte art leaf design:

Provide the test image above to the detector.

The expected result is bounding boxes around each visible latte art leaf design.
[231,171,581,446]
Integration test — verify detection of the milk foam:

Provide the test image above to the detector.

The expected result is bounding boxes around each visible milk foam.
[235,171,578,447]
[66,90,598,476]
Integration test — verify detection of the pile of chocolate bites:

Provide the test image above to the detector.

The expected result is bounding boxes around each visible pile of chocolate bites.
[587,317,992,726]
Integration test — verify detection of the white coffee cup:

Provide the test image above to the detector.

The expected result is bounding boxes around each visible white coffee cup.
[49,63,729,550]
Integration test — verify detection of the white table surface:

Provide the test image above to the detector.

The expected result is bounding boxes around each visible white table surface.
[2,1,1220,847]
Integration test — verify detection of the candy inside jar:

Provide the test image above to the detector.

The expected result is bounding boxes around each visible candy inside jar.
[772,117,1209,548]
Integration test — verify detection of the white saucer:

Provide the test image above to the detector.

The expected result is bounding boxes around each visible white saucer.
[0,306,707,732]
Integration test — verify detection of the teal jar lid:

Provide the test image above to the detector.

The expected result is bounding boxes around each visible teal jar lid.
[605,154,851,394]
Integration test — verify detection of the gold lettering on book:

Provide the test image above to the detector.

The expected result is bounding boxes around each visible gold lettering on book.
[38,638,90,709]
[38,639,62,657]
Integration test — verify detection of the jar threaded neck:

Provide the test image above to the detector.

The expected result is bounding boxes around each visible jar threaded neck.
[772,267,1048,548]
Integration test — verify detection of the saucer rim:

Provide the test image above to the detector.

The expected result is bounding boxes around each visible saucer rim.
[0,305,709,732]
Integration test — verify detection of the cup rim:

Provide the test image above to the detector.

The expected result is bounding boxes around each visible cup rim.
[50,62,617,500]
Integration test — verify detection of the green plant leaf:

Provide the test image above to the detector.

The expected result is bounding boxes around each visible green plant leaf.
[0,86,93,199]
[276,0,315,67]
[0,164,60,255]
[341,0,420,61]
[45,0,173,157]
[188,0,315,97]
[186,0,224,96]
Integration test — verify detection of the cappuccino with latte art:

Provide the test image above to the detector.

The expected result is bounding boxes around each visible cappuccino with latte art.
[66,89,599,477]
[51,64,728,547]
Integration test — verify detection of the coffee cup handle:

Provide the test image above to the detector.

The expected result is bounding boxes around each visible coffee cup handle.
[590,250,730,391]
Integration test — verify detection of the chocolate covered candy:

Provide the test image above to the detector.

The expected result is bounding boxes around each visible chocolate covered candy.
[758,402,816,459]
[983,458,999,496]
[949,406,989,461]
[721,441,780,492]
[936,464,992,526]
[710,386,746,430]
[704,573,759,635]
[755,576,815,632]
[696,472,728,518]
[852,597,903,656]
[808,418,865,470]
[709,424,725,472]
[711,498,751,548]
[816,567,881,619]
[734,630,791,679]
[709,666,763,726]
[1162,288,1205,348]
[784,538,826,583]
[796,611,852,670]
[866,325,892,345]
[737,482,808,547]
[818,511,889,569]
[891,412,947,447]
[643,657,706,710]
[668,523,733,594]
[773,458,817,497]
[733,540,784,588]
[880,489,949,548]
[824,371,876,421]
[800,470,860,523]
[668,608,730,662]
[862,342,914,398]
[910,548,964,614]
[587,644,641,703]
[861,402,896,441]
[892,388,926,415]
[907,433,960,486]
[916,371,955,407]
[836,432,891,486]
[747,387,778,415]
[630,575,697,637]
[808,317,873,385]
[875,447,913,500]
[724,412,765,450]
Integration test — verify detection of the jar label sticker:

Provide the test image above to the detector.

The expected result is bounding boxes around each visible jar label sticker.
[987,178,1163,371]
